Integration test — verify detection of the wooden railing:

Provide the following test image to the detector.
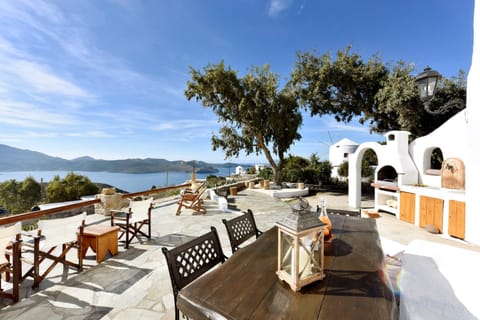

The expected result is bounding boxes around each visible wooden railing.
[0,183,191,227]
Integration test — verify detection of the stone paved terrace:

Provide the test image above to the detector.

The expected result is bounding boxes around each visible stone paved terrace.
[1,188,479,319]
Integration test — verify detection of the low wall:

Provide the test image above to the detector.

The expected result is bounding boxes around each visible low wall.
[216,178,262,196]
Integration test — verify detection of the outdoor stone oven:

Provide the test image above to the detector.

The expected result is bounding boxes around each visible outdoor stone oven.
[376,165,398,187]
[371,131,419,215]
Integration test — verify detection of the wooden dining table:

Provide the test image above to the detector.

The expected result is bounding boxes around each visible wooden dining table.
[177,214,398,320]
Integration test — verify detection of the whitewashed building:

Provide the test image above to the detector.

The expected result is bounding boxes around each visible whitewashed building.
[235,165,244,176]
[329,138,359,179]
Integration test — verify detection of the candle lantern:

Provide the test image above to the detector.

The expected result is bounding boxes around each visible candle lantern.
[275,198,327,291]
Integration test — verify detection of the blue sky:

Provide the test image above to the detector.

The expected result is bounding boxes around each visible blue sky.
[0,0,474,163]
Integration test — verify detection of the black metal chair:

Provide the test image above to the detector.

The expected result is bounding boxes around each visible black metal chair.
[222,209,262,254]
[162,226,227,320]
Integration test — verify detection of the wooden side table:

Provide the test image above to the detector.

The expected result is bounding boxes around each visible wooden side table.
[80,225,120,263]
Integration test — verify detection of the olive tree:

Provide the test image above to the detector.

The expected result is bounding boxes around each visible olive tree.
[185,62,302,184]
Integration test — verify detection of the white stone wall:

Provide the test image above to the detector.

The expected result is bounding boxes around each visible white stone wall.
[409,111,468,187]
[466,0,480,244]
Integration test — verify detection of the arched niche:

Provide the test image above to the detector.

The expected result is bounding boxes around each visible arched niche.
[423,147,444,175]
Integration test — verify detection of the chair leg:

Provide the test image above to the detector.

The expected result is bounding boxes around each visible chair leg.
[125,215,130,249]
[12,241,20,302]
[176,201,183,215]
[33,238,40,289]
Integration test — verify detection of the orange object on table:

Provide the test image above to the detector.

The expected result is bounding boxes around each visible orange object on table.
[80,225,120,263]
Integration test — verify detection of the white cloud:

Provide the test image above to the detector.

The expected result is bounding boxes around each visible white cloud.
[268,0,294,17]
[152,119,218,132]
[66,131,113,138]
[0,100,76,128]
[0,131,58,143]
[9,60,91,98]
[327,123,371,134]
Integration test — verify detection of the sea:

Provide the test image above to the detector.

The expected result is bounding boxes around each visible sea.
[0,166,243,193]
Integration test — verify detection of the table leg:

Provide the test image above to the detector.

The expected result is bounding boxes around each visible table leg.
[95,231,118,263]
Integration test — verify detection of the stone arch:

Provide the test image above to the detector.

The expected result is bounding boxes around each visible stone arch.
[348,142,382,208]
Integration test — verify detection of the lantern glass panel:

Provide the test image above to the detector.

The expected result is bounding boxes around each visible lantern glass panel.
[427,77,437,97]
[298,234,314,279]
[417,78,428,99]
[280,232,294,275]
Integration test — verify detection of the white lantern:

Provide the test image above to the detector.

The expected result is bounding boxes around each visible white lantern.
[275,198,327,291]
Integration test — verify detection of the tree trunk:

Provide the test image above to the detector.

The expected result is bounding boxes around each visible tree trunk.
[256,135,281,185]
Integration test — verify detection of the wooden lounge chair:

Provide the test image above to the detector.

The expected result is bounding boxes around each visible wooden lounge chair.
[111,197,153,249]
[0,222,21,302]
[222,209,262,254]
[22,212,86,289]
[162,226,227,320]
[176,182,208,215]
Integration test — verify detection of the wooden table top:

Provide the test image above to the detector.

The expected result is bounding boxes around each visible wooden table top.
[177,214,397,320]
[83,225,120,236]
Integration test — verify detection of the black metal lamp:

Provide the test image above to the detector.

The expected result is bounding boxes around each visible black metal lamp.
[415,66,441,104]
[415,66,465,114]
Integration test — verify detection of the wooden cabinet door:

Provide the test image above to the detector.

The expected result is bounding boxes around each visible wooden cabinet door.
[448,200,465,239]
[400,192,415,223]
[419,196,443,233]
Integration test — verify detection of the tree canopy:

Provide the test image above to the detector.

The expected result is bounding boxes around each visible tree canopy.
[46,173,99,203]
[185,62,302,183]
[0,177,41,214]
[290,46,467,138]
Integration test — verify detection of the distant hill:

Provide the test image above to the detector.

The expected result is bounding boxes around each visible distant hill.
[0,144,241,174]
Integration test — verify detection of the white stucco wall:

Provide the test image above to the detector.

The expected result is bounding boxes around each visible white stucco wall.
[466,0,480,244]
[409,110,468,187]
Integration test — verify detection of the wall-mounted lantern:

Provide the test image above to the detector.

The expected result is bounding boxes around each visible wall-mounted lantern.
[415,66,465,114]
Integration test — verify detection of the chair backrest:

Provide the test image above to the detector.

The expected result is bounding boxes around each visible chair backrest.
[0,222,21,264]
[191,181,207,194]
[222,209,262,253]
[129,197,153,223]
[162,226,226,296]
[38,212,86,249]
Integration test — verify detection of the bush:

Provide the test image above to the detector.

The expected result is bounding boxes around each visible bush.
[206,175,226,187]
[46,173,99,202]
[280,158,332,185]
[0,177,41,214]
[258,167,274,180]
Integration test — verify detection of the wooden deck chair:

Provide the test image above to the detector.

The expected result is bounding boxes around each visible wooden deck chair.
[162,226,227,320]
[111,197,153,249]
[0,222,21,302]
[222,209,262,254]
[23,212,86,289]
[176,182,208,215]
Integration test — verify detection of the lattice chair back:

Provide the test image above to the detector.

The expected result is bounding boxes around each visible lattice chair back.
[162,226,227,320]
[37,212,87,249]
[222,209,263,254]
[128,197,153,224]
[0,222,21,265]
